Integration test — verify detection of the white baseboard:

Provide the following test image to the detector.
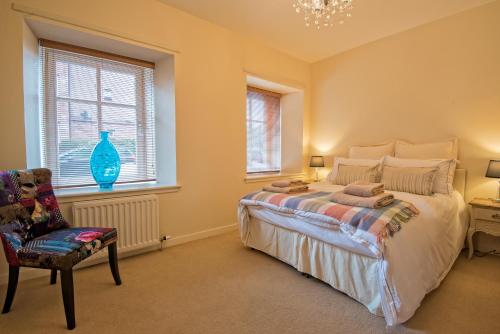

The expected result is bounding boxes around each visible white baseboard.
[166,223,238,247]
[0,223,238,285]
[74,242,161,269]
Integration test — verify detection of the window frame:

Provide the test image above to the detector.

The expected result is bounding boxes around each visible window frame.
[39,40,156,188]
[246,86,282,175]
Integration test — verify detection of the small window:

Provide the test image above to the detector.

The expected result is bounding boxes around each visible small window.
[39,40,156,188]
[246,87,281,174]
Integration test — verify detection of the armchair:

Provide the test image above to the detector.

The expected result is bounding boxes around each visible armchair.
[0,168,121,330]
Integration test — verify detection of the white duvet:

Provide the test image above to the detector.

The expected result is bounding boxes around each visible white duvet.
[238,182,469,325]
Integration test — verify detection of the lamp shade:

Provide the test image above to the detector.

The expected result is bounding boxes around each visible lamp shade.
[309,156,325,168]
[485,160,500,178]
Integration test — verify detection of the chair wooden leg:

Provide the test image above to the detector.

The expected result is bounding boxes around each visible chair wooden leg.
[2,265,19,314]
[60,268,75,330]
[50,269,57,285]
[108,243,122,285]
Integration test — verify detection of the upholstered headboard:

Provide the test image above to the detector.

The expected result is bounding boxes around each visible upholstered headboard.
[453,168,467,197]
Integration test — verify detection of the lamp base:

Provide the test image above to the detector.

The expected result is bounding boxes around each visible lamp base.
[494,181,500,203]
[314,167,320,183]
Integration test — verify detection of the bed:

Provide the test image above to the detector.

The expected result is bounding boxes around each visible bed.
[238,169,468,326]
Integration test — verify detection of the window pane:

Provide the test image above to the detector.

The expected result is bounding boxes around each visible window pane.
[102,105,138,179]
[102,104,137,127]
[58,141,95,181]
[69,101,99,141]
[56,100,70,140]
[247,120,267,171]
[68,63,97,101]
[101,104,137,158]
[56,62,69,98]
[246,88,281,173]
[248,97,265,122]
[101,70,136,105]
[57,102,98,182]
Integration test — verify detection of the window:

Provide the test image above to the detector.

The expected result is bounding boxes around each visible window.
[39,40,156,188]
[246,87,281,173]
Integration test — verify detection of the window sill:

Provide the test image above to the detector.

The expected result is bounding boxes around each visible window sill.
[54,182,181,204]
[244,172,306,184]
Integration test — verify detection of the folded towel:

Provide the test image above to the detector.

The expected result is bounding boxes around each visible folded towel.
[330,191,394,209]
[263,185,309,194]
[344,180,384,197]
[271,179,308,188]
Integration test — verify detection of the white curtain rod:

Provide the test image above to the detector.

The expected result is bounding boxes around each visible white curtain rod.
[11,3,181,55]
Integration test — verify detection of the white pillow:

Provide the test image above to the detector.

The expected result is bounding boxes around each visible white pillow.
[334,165,380,186]
[327,157,382,183]
[383,156,457,195]
[348,142,395,159]
[395,138,458,160]
[381,166,438,196]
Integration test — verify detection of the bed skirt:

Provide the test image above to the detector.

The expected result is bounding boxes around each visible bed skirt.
[242,215,384,317]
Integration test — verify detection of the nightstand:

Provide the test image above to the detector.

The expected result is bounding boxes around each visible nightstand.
[467,198,500,259]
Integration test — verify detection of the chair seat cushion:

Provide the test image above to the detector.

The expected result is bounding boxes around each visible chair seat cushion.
[17,227,117,269]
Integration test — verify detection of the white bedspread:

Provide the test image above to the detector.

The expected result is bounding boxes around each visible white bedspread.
[238,182,469,325]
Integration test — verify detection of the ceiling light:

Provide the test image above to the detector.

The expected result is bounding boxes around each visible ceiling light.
[292,0,354,29]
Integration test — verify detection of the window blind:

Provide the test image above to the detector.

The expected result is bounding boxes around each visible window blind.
[246,87,281,173]
[39,41,156,188]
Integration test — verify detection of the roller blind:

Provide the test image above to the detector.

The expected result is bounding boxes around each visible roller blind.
[246,87,281,173]
[39,41,156,188]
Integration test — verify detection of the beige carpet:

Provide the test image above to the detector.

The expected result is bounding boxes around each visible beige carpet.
[0,231,499,334]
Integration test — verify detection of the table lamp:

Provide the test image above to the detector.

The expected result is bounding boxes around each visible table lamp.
[486,160,500,202]
[309,156,325,182]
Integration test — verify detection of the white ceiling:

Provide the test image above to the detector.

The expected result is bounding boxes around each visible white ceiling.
[158,0,494,63]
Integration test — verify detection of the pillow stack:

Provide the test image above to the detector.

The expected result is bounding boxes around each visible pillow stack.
[327,138,458,196]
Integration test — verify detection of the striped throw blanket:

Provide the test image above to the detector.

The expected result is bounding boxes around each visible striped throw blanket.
[241,190,419,256]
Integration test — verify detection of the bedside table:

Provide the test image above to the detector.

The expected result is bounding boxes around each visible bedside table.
[467,198,500,259]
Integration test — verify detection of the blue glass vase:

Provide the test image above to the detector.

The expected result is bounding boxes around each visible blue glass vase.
[90,131,121,190]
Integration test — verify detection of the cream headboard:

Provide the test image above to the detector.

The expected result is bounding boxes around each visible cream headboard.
[453,168,467,197]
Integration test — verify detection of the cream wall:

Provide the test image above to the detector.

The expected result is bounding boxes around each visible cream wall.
[0,0,310,278]
[311,1,500,250]
[2,0,499,281]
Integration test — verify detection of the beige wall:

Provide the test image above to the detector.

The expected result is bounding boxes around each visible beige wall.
[311,1,500,249]
[1,0,499,280]
[0,0,310,277]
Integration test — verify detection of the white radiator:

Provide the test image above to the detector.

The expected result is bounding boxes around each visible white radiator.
[72,194,160,259]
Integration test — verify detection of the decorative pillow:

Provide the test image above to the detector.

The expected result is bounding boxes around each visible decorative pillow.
[383,156,456,195]
[334,165,379,186]
[349,142,395,159]
[395,138,458,160]
[381,166,438,196]
[327,157,382,183]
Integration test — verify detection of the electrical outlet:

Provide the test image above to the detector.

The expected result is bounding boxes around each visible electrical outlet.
[159,235,171,251]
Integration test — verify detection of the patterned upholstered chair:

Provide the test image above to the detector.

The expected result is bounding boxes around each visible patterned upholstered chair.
[0,168,121,330]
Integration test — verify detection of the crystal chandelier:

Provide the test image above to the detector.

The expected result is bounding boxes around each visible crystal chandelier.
[292,0,353,29]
